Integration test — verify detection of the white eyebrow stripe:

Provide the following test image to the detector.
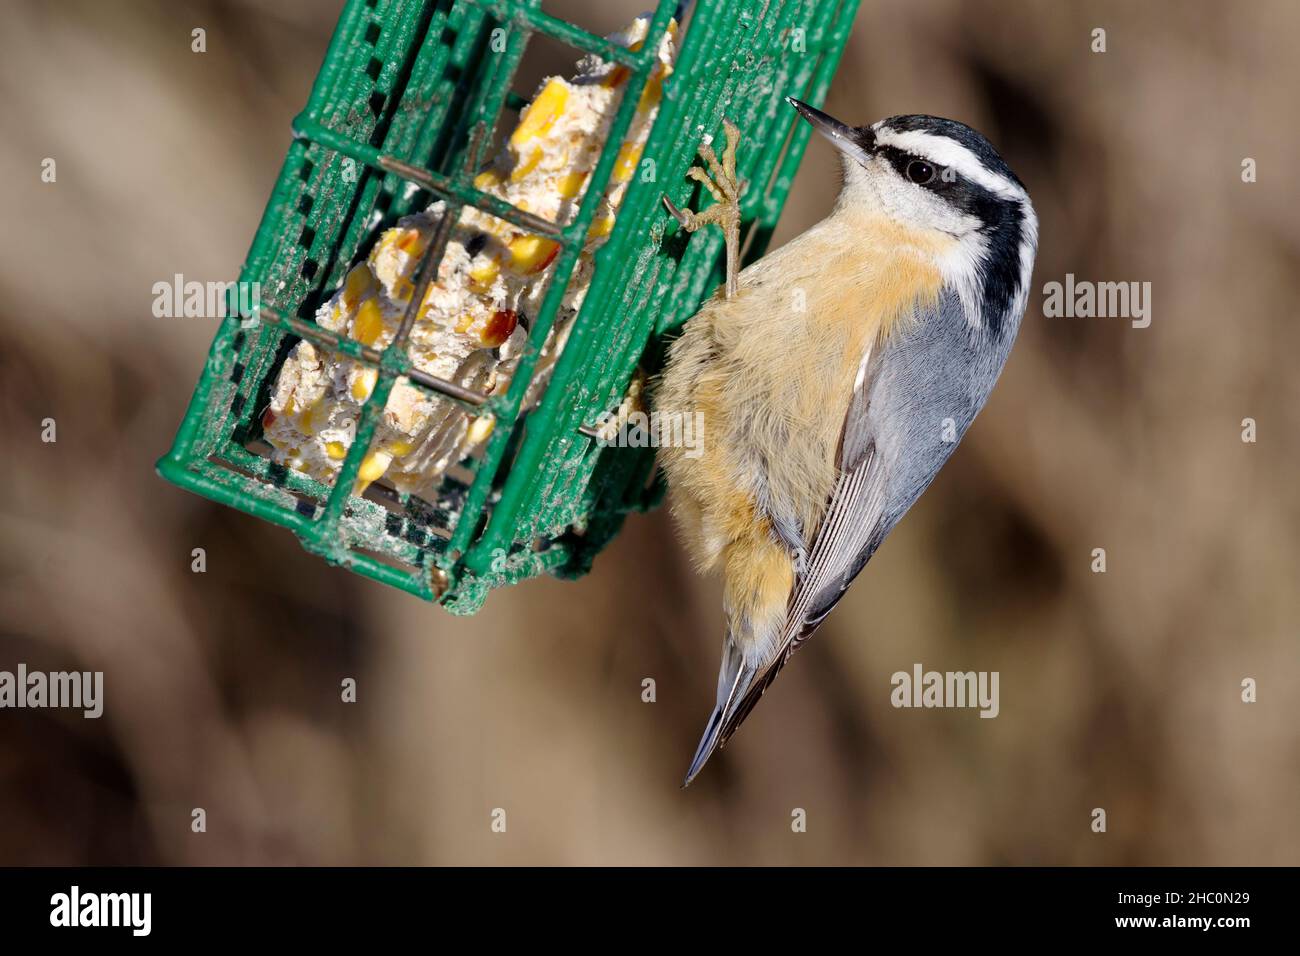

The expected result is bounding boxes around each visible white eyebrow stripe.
[873,126,1026,200]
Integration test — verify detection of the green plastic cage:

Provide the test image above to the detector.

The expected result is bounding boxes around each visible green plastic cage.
[157,0,860,613]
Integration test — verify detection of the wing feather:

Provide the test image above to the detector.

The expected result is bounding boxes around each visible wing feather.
[714,287,1003,750]
[714,346,890,746]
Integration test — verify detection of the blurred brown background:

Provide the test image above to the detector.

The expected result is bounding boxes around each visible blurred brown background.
[2,0,1297,865]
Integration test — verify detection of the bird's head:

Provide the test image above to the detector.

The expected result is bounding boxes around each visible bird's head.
[787,98,1038,335]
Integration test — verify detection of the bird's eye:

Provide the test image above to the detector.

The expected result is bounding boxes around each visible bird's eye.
[906,160,936,185]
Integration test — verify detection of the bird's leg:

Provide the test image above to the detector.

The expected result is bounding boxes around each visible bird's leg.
[662,119,745,299]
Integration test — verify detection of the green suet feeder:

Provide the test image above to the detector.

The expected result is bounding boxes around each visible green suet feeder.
[157,0,860,613]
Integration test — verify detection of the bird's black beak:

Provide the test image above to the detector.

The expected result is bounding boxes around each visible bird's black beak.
[787,97,872,165]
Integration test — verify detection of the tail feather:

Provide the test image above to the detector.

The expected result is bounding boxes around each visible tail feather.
[684,532,799,786]
[683,601,822,785]
[684,635,753,786]
[685,623,800,786]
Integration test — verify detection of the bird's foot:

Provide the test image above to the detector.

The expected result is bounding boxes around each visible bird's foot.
[662,118,745,299]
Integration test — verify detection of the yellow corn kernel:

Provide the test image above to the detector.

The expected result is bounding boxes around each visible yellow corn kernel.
[510,147,543,183]
[602,65,630,89]
[612,142,642,182]
[282,396,296,418]
[325,441,348,461]
[509,234,559,273]
[481,309,518,347]
[510,78,568,148]
[469,258,499,292]
[342,264,373,310]
[455,313,475,334]
[587,215,615,239]
[351,367,378,401]
[352,298,385,346]
[354,449,394,494]
[372,230,398,263]
[557,170,587,198]
[299,399,324,435]
[467,415,495,444]
[392,277,415,302]
[395,228,426,257]
[638,75,662,111]
[474,169,503,191]
[385,440,414,457]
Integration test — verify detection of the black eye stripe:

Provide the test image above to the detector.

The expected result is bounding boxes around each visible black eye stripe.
[880,114,1026,191]
[877,145,1001,209]
[876,145,944,186]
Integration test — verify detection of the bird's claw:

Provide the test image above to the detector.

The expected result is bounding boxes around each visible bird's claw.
[663,118,744,299]
[661,193,692,229]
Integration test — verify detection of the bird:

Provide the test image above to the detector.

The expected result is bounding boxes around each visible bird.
[656,98,1038,785]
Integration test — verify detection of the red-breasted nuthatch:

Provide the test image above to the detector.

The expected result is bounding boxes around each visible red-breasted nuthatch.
[658,99,1038,785]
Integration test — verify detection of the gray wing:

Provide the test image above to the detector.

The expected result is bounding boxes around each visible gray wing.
[715,288,1018,746]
